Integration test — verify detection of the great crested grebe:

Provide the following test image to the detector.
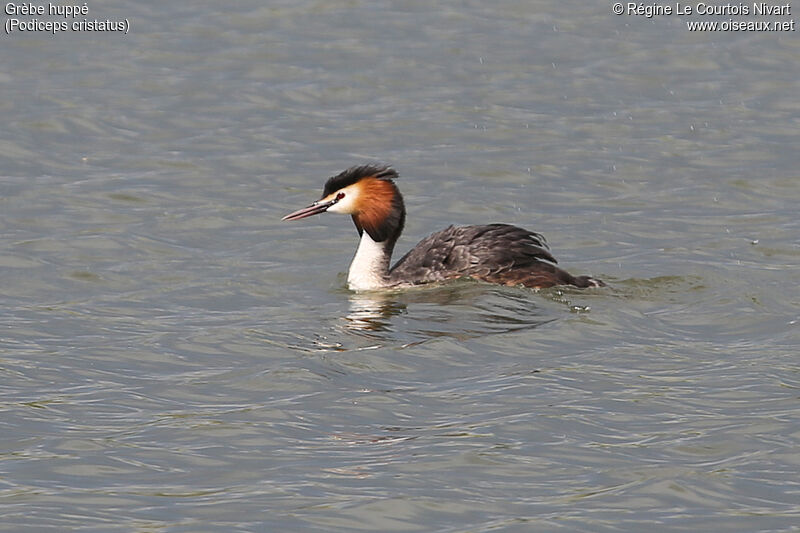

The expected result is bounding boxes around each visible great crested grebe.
[282,165,604,291]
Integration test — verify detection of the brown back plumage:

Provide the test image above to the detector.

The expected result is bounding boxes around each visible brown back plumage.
[389,223,603,289]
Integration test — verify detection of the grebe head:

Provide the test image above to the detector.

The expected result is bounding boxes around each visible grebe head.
[282,165,406,244]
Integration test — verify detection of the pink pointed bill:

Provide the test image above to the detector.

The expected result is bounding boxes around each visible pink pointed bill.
[281,198,336,221]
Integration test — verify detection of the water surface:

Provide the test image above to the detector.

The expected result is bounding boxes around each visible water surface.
[2,1,798,531]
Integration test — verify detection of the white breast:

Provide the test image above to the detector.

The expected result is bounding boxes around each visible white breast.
[347,232,390,291]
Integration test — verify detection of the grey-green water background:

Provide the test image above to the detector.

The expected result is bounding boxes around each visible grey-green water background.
[2,1,798,531]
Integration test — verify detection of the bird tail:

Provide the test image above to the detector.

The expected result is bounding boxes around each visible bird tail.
[573,275,605,288]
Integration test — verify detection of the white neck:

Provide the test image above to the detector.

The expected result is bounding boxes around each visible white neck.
[347,232,391,291]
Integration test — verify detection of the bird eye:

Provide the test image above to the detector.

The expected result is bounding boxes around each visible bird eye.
[336,192,345,200]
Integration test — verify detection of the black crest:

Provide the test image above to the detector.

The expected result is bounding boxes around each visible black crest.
[322,164,398,198]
